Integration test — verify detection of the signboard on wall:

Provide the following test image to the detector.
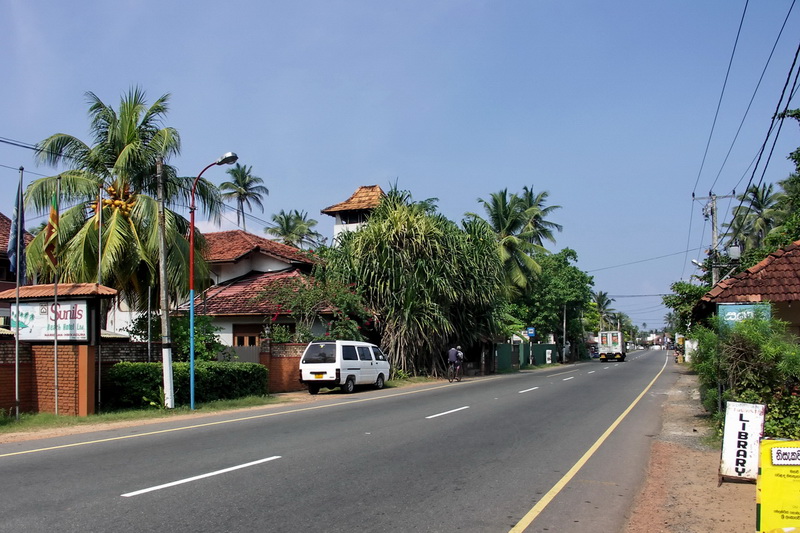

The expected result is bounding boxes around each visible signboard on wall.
[719,401,765,481]
[10,300,89,341]
[718,303,771,327]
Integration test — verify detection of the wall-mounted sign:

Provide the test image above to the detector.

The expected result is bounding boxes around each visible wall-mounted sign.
[719,401,765,481]
[717,303,771,327]
[10,301,88,341]
[757,439,800,532]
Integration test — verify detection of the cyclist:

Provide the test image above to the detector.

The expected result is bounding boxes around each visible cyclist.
[447,345,464,377]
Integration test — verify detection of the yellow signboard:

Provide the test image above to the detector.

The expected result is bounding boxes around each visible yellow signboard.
[757,439,800,532]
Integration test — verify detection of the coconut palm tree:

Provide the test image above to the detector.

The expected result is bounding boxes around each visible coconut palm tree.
[592,290,616,331]
[468,189,545,296]
[323,188,504,375]
[519,185,563,247]
[26,87,222,310]
[219,163,268,231]
[266,209,323,248]
[724,183,781,251]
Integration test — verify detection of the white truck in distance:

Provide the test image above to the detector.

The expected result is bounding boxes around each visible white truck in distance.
[597,330,626,362]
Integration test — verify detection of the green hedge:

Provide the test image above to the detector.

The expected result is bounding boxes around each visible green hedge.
[104,361,269,410]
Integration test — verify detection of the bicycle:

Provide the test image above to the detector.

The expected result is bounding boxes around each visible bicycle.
[447,360,463,383]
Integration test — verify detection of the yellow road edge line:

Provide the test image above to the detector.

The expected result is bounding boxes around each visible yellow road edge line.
[509,354,669,533]
[0,383,454,458]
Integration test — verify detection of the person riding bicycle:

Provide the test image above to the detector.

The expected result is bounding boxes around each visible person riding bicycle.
[448,345,464,370]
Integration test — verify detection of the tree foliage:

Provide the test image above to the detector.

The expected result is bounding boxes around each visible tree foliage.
[662,280,710,333]
[219,163,268,232]
[322,188,505,376]
[257,272,369,343]
[690,315,800,439]
[26,87,221,310]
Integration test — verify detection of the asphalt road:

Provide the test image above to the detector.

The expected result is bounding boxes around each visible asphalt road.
[0,348,675,532]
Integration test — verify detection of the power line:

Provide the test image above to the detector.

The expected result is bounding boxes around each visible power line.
[723,39,800,248]
[690,0,750,197]
[709,0,796,193]
[587,248,702,273]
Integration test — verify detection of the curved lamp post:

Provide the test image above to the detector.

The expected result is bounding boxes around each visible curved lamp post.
[190,152,238,409]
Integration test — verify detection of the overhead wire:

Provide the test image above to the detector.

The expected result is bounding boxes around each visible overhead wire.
[709,0,796,193]
[682,0,750,281]
[722,39,800,248]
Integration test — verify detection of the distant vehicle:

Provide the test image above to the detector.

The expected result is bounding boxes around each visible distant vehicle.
[597,330,626,362]
[299,340,390,394]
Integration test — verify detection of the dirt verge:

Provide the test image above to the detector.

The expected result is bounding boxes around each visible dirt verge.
[624,366,755,533]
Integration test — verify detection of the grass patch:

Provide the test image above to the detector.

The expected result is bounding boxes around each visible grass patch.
[0,394,287,436]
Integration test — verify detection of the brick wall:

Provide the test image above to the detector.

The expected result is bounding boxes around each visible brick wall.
[1,339,308,415]
[262,343,305,393]
[0,341,35,414]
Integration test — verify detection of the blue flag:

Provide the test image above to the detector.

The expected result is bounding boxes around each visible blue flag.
[8,179,25,285]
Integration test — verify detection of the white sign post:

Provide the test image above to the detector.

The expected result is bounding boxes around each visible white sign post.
[719,401,766,481]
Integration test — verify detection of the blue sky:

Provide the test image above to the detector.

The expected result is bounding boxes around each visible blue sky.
[2,1,799,330]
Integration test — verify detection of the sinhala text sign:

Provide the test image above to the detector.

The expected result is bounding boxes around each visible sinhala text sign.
[718,303,771,327]
[720,401,765,481]
[11,300,88,341]
[757,439,800,532]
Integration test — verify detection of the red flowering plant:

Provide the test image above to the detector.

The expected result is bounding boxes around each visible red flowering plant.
[256,274,369,343]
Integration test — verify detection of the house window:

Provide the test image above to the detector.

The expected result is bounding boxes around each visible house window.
[232,324,263,347]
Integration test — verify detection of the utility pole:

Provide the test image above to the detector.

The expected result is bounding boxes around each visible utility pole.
[157,158,175,408]
[695,192,735,286]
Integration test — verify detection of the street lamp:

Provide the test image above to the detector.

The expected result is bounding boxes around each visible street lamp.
[189,152,238,409]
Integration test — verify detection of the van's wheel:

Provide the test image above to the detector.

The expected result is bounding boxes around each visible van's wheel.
[343,377,355,394]
[308,383,320,395]
[375,374,385,390]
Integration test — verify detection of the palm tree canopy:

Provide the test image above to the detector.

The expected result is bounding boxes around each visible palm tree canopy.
[219,163,269,231]
[26,87,221,310]
[266,209,323,249]
[467,188,558,296]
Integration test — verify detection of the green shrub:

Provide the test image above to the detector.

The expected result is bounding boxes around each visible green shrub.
[690,313,800,439]
[104,361,268,411]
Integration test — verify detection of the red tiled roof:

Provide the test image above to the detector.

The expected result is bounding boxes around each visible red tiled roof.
[203,230,315,265]
[700,240,800,303]
[0,211,34,255]
[181,269,307,316]
[321,185,384,215]
[0,283,118,301]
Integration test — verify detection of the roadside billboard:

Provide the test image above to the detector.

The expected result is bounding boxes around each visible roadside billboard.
[10,300,89,341]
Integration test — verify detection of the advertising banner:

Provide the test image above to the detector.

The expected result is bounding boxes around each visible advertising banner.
[720,401,765,480]
[757,439,800,532]
[11,301,88,341]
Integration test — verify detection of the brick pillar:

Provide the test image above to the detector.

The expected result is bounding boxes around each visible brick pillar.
[78,345,95,416]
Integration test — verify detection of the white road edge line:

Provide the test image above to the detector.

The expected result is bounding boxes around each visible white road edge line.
[121,456,281,497]
[426,406,470,419]
[519,386,540,393]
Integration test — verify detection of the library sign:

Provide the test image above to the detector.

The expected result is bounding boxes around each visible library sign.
[11,301,89,342]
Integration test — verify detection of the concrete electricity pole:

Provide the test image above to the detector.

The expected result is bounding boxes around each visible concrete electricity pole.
[156,158,175,408]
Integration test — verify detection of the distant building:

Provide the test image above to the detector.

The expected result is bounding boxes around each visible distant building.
[321,185,385,241]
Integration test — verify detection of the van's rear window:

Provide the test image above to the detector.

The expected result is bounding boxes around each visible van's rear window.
[302,343,336,364]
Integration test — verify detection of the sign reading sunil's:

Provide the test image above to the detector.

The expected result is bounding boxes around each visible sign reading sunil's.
[11,301,88,341]
[717,303,771,327]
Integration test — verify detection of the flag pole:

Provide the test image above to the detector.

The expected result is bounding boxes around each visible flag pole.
[53,176,60,415]
[97,184,103,410]
[13,167,24,420]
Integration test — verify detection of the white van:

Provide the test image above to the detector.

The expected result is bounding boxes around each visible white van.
[299,340,390,394]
